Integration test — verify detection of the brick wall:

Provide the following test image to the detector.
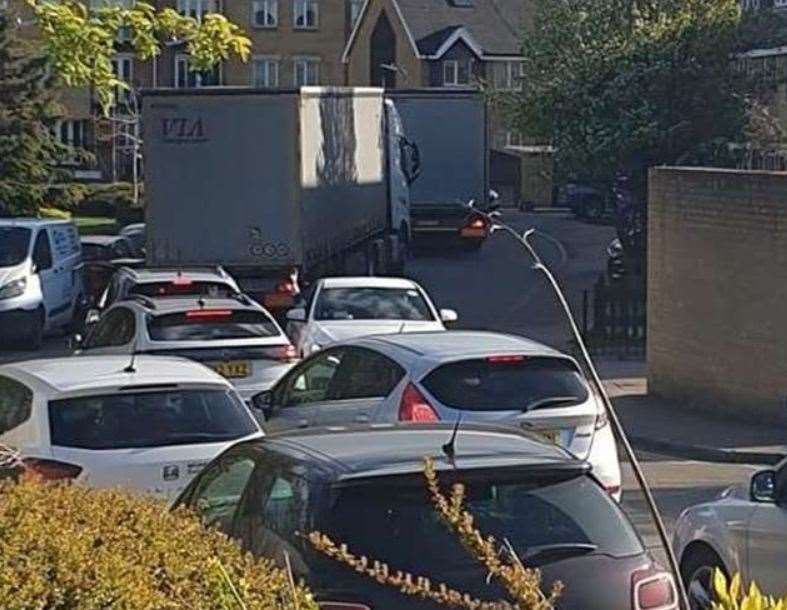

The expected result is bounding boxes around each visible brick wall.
[648,167,787,423]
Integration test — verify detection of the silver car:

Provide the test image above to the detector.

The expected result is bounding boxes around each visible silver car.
[76,295,297,399]
[673,458,787,608]
[252,330,621,496]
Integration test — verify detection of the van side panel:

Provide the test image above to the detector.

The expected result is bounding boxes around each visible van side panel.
[143,93,303,268]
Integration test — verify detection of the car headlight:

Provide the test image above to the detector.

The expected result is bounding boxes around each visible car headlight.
[0,278,27,300]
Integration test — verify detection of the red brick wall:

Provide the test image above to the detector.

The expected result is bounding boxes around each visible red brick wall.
[647,167,787,422]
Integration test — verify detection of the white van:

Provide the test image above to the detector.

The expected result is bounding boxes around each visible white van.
[0,219,84,349]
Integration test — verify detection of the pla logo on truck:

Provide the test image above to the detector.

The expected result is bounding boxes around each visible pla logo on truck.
[161,117,207,143]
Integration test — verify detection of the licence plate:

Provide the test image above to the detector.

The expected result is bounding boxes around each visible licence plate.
[264,293,294,309]
[211,361,251,379]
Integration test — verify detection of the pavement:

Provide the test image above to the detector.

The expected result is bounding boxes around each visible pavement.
[598,358,786,466]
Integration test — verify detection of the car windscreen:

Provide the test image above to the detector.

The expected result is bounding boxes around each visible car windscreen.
[315,287,434,321]
[48,389,257,450]
[328,474,643,579]
[147,310,281,342]
[422,357,589,412]
[0,227,31,267]
[131,281,235,299]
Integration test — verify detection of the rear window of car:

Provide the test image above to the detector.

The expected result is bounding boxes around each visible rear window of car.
[147,310,280,342]
[422,357,589,412]
[327,473,642,582]
[315,287,434,321]
[0,375,33,435]
[48,389,257,450]
[131,281,235,299]
[81,243,111,261]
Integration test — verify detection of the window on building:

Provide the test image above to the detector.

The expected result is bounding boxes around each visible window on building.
[55,119,89,163]
[252,57,279,88]
[252,0,277,27]
[443,59,470,87]
[493,60,523,90]
[293,0,318,29]
[350,0,364,26]
[175,55,222,88]
[293,57,320,86]
[111,54,134,106]
[177,0,219,22]
[506,131,524,147]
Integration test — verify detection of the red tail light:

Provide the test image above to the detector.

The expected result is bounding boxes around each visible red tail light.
[319,603,372,610]
[185,309,233,320]
[468,218,486,229]
[398,383,439,422]
[274,344,298,362]
[23,458,83,481]
[487,355,525,364]
[632,570,678,610]
[172,276,193,286]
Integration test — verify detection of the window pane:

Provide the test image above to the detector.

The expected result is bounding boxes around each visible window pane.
[0,375,33,435]
[315,287,433,321]
[283,350,343,405]
[48,390,257,450]
[192,457,256,530]
[0,227,31,267]
[147,310,280,342]
[422,357,590,412]
[328,349,404,400]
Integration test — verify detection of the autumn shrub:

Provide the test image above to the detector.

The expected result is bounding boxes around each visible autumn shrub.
[0,477,317,610]
[712,571,787,610]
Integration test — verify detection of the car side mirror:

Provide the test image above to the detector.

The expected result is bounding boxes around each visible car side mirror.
[751,470,777,503]
[489,189,500,203]
[86,309,101,326]
[439,308,458,324]
[286,307,306,323]
[250,390,275,420]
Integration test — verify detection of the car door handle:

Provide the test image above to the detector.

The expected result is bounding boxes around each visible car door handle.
[297,419,309,428]
[354,414,370,423]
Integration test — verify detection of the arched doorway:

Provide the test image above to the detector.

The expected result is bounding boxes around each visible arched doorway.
[370,12,396,87]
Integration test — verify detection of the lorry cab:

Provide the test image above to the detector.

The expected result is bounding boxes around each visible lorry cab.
[0,219,84,349]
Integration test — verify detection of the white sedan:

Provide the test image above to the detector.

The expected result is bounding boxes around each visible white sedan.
[0,355,263,500]
[285,276,457,357]
[673,458,787,608]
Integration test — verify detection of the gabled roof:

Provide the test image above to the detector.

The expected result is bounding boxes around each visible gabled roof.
[343,0,524,64]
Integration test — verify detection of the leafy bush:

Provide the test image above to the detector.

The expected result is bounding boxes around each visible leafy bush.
[0,477,317,610]
[713,571,787,610]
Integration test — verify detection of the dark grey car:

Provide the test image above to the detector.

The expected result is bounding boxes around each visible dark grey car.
[176,424,677,610]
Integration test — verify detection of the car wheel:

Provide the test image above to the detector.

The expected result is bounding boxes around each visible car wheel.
[681,545,726,610]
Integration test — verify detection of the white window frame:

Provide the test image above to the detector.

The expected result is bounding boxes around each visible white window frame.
[54,119,88,164]
[293,56,320,86]
[176,0,219,22]
[506,130,524,147]
[175,54,222,88]
[252,56,280,88]
[293,0,319,29]
[111,53,134,107]
[442,59,469,87]
[252,0,278,28]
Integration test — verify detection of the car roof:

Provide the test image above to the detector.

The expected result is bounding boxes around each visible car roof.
[257,423,580,482]
[0,218,71,228]
[119,267,231,283]
[0,355,228,395]
[320,276,421,290]
[135,295,262,315]
[353,330,566,360]
[80,235,126,245]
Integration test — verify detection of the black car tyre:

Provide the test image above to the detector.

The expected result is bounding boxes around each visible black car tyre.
[681,545,727,610]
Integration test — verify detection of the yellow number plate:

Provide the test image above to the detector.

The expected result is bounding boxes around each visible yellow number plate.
[211,361,251,379]
[540,430,561,444]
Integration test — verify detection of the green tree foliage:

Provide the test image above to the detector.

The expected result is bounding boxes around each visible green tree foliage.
[0,13,70,217]
[26,0,252,113]
[503,0,775,194]
[712,570,787,610]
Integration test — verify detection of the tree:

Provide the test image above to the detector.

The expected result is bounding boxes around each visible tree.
[26,0,252,115]
[502,0,776,203]
[0,13,70,216]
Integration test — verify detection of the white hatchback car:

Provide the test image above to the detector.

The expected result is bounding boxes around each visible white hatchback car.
[673,458,787,608]
[252,331,621,498]
[0,355,262,499]
[76,295,296,400]
[286,276,457,356]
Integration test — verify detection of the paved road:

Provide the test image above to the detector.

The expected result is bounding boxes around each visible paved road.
[0,208,757,565]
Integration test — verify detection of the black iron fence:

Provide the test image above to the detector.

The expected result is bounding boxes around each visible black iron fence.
[581,274,646,356]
